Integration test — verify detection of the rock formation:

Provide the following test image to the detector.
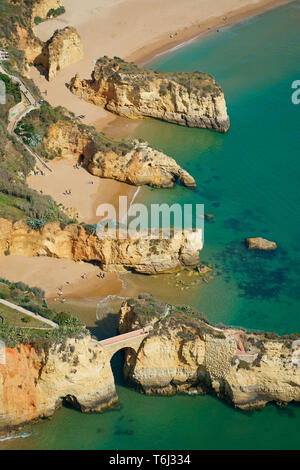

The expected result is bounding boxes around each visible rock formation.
[0,336,117,433]
[245,237,277,250]
[35,27,83,80]
[44,120,196,188]
[119,296,300,410]
[0,218,203,274]
[69,56,230,132]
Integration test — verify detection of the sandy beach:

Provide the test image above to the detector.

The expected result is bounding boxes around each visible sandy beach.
[0,255,122,300]
[2,0,289,304]
[27,158,137,224]
[30,0,289,131]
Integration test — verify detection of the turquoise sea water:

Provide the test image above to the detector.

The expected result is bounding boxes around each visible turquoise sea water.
[2,1,300,450]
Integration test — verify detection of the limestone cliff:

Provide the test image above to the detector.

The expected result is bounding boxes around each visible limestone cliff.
[0,336,117,433]
[35,27,83,80]
[69,57,230,132]
[119,296,300,410]
[0,218,203,274]
[44,120,196,188]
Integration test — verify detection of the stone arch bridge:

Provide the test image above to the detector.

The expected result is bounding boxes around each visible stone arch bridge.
[99,327,152,358]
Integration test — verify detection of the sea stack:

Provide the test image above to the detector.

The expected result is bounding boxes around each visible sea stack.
[69,56,230,132]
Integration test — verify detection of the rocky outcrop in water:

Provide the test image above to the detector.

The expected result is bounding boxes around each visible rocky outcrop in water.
[0,336,117,434]
[245,237,277,250]
[69,57,230,132]
[44,120,196,188]
[119,296,300,410]
[0,218,203,274]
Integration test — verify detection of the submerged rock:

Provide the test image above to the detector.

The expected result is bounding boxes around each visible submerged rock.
[245,237,277,250]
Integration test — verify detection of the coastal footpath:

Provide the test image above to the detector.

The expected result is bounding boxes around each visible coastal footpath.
[69,57,230,132]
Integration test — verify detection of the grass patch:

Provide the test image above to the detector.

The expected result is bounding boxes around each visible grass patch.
[0,302,46,328]
[0,278,89,347]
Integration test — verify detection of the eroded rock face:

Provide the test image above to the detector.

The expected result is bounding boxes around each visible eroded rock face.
[0,219,202,274]
[119,297,300,409]
[44,120,196,188]
[0,337,116,433]
[89,142,196,188]
[245,237,277,250]
[47,27,83,80]
[35,26,83,80]
[44,120,96,160]
[69,57,230,132]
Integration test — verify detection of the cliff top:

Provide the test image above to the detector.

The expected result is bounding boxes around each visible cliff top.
[121,294,300,345]
[93,56,223,97]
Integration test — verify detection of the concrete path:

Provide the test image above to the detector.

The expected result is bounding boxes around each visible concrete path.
[0,298,58,328]
[0,62,52,174]
[99,327,152,347]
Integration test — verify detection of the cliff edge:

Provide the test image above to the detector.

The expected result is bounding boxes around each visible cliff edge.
[0,218,203,274]
[44,120,196,188]
[0,336,116,433]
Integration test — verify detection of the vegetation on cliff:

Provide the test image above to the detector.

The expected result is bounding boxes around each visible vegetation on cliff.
[16,101,135,159]
[0,0,39,71]
[0,85,72,225]
[120,296,300,409]
[0,278,88,347]
[94,56,222,97]
[124,294,299,344]
[69,56,230,131]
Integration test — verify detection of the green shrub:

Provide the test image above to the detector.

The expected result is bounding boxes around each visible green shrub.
[0,72,21,103]
[47,6,65,18]
[21,316,31,323]
[29,286,45,300]
[34,16,43,25]
[237,360,251,370]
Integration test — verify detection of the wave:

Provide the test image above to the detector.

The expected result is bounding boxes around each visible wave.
[95,294,126,319]
[121,186,141,224]
[0,431,31,442]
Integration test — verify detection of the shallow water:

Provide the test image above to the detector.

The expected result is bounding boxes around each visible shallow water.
[2,1,300,450]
